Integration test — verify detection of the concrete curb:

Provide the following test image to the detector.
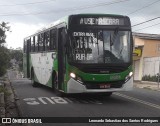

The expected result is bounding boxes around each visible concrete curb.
[134,81,158,85]
[134,83,160,92]
[9,80,23,117]
[0,93,5,117]
[0,72,22,120]
[137,86,160,92]
[6,70,23,117]
[0,82,5,118]
[140,81,158,85]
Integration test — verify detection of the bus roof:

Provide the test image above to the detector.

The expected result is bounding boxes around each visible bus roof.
[26,13,129,39]
[35,16,69,34]
[36,13,128,32]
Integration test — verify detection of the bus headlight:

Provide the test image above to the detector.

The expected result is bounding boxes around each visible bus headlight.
[70,72,76,78]
[125,72,133,82]
[129,72,133,77]
[70,73,83,84]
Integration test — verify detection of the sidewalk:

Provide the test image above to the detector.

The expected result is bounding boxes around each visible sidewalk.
[0,74,20,119]
[134,81,160,91]
[0,81,5,118]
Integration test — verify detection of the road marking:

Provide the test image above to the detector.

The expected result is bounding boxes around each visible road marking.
[23,98,40,105]
[114,92,160,110]
[38,97,55,104]
[87,98,103,104]
[63,97,103,104]
[23,96,104,105]
[50,97,68,104]
[63,98,73,103]
[23,97,68,105]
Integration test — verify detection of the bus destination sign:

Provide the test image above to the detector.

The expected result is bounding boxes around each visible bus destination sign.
[79,17,125,25]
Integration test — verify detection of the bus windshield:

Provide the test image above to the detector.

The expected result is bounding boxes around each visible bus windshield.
[69,29,131,64]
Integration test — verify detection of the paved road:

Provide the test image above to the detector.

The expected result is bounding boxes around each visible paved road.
[7,70,160,126]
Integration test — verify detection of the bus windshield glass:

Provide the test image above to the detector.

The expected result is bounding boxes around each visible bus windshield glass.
[69,29,131,64]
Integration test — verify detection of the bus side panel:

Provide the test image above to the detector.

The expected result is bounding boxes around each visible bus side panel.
[30,52,55,86]
[46,58,58,88]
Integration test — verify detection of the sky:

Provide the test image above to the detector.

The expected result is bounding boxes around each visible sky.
[0,0,160,49]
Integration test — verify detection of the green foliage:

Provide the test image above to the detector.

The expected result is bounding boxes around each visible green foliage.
[10,49,23,71]
[142,75,158,82]
[10,49,23,62]
[0,22,11,76]
[0,67,6,77]
[0,22,10,44]
[0,85,11,97]
[0,46,11,76]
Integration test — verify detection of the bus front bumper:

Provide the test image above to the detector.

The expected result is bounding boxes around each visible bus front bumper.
[66,77,133,93]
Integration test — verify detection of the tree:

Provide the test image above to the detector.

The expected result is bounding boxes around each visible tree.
[0,22,10,45]
[0,46,11,76]
[10,49,23,71]
[0,22,10,76]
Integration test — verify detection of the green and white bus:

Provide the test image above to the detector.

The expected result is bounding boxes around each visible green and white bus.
[23,14,133,96]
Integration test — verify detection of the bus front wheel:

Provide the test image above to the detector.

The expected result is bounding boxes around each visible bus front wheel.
[103,92,112,97]
[97,92,112,97]
[53,73,65,96]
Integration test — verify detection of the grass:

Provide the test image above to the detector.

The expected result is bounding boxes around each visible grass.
[0,85,11,96]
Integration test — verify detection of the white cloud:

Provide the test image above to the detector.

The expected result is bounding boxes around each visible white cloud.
[6,23,45,49]
[1,0,160,48]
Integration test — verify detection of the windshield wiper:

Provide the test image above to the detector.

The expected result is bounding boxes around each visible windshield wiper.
[117,46,124,58]
[110,27,119,46]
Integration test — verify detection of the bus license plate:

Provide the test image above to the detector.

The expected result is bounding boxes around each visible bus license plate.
[100,84,110,89]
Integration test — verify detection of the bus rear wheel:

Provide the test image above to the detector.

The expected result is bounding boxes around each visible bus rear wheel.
[53,73,58,89]
[53,73,65,96]
[31,70,39,87]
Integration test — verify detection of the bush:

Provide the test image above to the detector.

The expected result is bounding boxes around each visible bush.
[10,49,23,72]
[0,46,10,77]
[142,75,158,82]
[0,67,6,77]
[0,85,11,97]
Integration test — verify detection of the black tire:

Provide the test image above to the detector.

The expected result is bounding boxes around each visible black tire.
[53,73,65,97]
[31,70,39,87]
[97,92,112,97]
[103,92,112,97]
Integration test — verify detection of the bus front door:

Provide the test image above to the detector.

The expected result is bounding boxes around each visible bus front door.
[57,28,66,90]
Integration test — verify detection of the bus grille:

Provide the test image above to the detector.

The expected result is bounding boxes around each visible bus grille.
[83,80,125,89]
[79,66,127,74]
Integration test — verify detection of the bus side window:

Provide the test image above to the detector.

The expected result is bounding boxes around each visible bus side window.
[50,29,57,50]
[27,38,31,53]
[35,35,39,52]
[42,33,45,51]
[23,40,27,53]
[44,31,50,51]
[38,34,44,52]
[31,37,35,52]
[33,36,35,52]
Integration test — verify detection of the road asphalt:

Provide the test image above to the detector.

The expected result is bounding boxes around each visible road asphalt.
[0,70,160,126]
